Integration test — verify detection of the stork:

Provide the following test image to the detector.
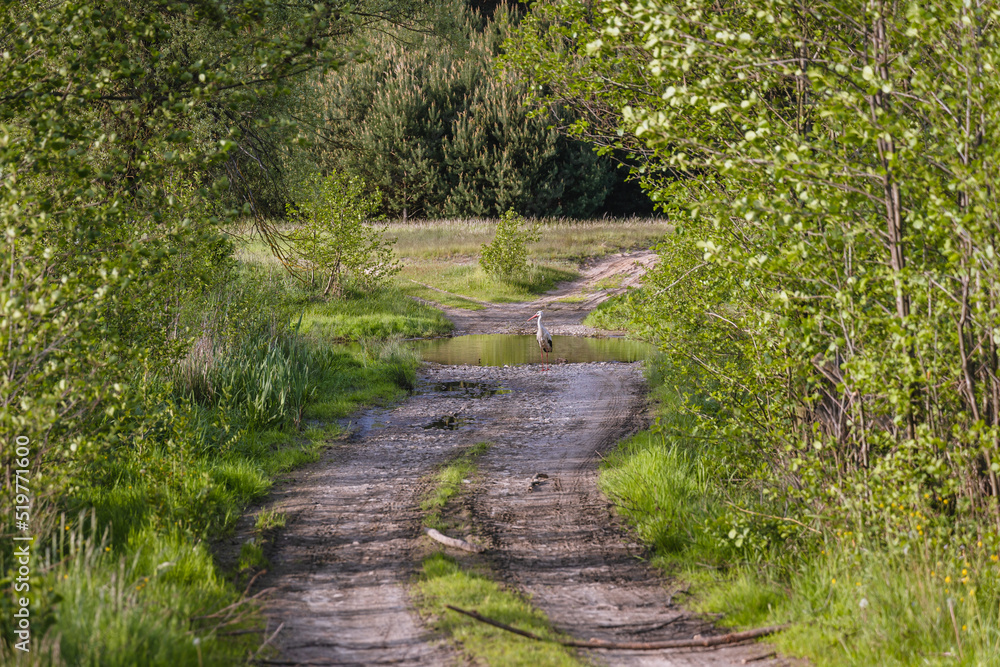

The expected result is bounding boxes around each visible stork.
[527,310,553,369]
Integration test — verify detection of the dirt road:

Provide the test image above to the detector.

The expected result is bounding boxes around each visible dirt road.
[251,253,791,666]
[428,250,658,337]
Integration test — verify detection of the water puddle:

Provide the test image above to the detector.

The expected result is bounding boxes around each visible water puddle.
[429,380,511,398]
[424,414,473,430]
[410,334,652,366]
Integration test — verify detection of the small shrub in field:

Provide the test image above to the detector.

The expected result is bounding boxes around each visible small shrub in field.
[479,209,540,281]
[287,171,401,297]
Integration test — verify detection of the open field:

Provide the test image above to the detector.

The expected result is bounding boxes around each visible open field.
[235,217,670,310]
[387,217,671,261]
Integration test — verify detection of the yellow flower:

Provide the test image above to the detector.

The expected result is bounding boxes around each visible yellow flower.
[945,576,952,583]
[963,625,967,631]
[831,578,837,585]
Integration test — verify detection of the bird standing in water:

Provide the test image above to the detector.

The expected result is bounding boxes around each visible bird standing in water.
[527,310,553,369]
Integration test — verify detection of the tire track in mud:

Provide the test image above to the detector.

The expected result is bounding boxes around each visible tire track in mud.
[260,362,790,666]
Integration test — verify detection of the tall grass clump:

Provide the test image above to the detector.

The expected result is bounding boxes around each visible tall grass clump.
[176,330,314,431]
[0,512,255,666]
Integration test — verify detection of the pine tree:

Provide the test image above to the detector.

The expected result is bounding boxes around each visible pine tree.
[309,1,616,219]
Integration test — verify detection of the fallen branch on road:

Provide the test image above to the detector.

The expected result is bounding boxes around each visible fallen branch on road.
[445,605,787,650]
[425,527,484,553]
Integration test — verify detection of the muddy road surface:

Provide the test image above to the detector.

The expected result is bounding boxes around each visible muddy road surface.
[256,362,787,666]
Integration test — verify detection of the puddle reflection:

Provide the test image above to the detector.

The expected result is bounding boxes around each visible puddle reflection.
[410,334,652,366]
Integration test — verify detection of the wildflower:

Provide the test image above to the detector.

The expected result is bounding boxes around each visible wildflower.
[945,576,951,583]
[963,625,967,631]
[832,578,837,585]
[859,598,869,609]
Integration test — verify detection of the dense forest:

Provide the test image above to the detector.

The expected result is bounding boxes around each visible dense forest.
[4,0,1000,663]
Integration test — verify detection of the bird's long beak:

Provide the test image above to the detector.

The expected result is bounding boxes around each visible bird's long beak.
[527,314,538,321]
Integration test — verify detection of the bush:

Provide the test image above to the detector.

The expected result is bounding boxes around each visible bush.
[286,171,401,297]
[479,210,540,281]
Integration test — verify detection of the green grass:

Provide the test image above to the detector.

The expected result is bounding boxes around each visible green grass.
[414,555,581,666]
[421,441,491,530]
[398,280,487,310]
[593,275,625,290]
[254,508,287,533]
[599,359,1000,666]
[6,514,258,666]
[300,287,453,340]
[235,217,669,309]
[553,294,588,303]
[238,539,268,570]
[582,289,640,330]
[398,261,577,304]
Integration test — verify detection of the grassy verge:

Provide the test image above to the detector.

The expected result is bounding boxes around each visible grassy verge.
[413,442,581,666]
[582,289,640,330]
[397,281,486,311]
[599,359,1000,666]
[300,288,453,339]
[398,261,576,304]
[0,257,442,665]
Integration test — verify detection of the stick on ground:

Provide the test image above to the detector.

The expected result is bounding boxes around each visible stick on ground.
[445,605,786,650]
[425,528,484,553]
